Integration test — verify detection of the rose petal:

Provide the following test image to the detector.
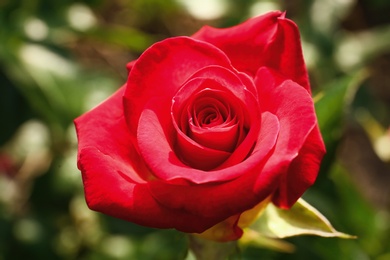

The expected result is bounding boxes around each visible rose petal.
[126,60,136,72]
[263,16,311,92]
[192,11,282,77]
[123,36,233,135]
[256,67,316,154]
[192,11,310,91]
[75,87,150,184]
[183,65,259,105]
[172,65,261,169]
[148,112,280,219]
[253,67,320,206]
[172,80,247,169]
[75,87,220,233]
[175,136,231,170]
[272,125,326,208]
[184,87,241,152]
[134,79,235,172]
[189,121,239,152]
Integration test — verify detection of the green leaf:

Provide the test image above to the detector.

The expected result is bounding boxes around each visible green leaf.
[251,198,356,239]
[239,229,295,253]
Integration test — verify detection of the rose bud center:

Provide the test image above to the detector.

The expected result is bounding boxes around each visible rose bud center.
[171,78,251,171]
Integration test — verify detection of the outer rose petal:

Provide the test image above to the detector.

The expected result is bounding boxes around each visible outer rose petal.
[192,11,310,91]
[254,67,324,207]
[75,87,150,184]
[75,87,222,233]
[126,60,136,72]
[264,16,311,92]
[272,125,326,208]
[255,67,316,158]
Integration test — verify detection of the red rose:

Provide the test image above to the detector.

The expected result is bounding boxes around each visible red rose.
[75,11,325,241]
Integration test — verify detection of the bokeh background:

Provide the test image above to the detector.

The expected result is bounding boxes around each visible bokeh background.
[1,0,390,259]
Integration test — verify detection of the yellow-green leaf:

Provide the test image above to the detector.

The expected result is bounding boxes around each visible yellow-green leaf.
[251,198,356,239]
[239,229,295,253]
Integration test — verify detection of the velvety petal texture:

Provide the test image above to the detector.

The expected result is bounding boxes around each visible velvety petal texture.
[192,10,311,92]
[75,88,227,233]
[75,11,325,242]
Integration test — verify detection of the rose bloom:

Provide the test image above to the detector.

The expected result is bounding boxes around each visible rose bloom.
[75,11,325,241]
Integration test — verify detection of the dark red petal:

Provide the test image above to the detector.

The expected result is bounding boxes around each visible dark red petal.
[75,87,218,233]
[256,67,316,153]
[189,122,239,152]
[75,87,150,184]
[172,66,261,168]
[254,67,321,206]
[78,148,220,233]
[272,125,326,208]
[138,65,270,182]
[148,112,280,219]
[186,86,240,152]
[140,108,278,184]
[263,17,311,92]
[184,65,258,103]
[192,11,310,92]
[175,127,232,170]
[123,36,233,135]
[192,11,282,77]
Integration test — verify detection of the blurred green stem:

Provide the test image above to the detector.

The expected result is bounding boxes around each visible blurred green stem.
[187,235,238,260]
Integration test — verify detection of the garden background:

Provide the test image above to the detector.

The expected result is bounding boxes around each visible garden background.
[1,0,390,259]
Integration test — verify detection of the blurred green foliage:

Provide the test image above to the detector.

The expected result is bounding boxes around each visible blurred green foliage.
[1,0,390,259]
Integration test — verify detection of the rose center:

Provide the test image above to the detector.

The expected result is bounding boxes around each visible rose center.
[171,78,252,171]
[190,96,232,129]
